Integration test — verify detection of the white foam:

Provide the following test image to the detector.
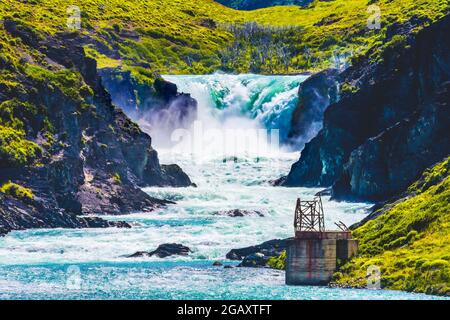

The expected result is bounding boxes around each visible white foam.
[0,153,370,265]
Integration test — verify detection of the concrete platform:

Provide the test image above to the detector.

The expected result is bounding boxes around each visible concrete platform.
[286,232,358,286]
[294,231,352,240]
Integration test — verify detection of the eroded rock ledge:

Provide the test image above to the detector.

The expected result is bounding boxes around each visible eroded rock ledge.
[128,243,192,258]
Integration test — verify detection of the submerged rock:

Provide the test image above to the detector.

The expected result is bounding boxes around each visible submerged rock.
[128,243,192,258]
[214,209,265,218]
[332,82,450,202]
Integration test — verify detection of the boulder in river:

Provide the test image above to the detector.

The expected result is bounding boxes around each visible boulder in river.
[226,238,292,268]
[128,243,192,258]
[214,209,265,218]
[239,253,268,268]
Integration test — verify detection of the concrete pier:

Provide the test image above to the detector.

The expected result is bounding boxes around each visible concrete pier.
[286,232,358,286]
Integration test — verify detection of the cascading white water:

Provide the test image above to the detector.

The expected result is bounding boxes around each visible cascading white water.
[145,74,310,171]
[161,73,308,146]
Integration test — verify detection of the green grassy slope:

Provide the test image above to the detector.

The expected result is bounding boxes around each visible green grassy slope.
[1,0,447,80]
[334,158,450,296]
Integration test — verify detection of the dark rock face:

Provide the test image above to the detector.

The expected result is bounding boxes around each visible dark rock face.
[0,18,192,235]
[334,83,450,201]
[214,209,265,217]
[351,156,450,230]
[160,165,194,187]
[287,69,340,149]
[99,70,198,148]
[153,78,178,101]
[128,243,192,258]
[239,253,270,268]
[226,238,292,268]
[283,16,450,202]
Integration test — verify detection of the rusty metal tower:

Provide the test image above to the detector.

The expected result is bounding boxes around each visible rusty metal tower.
[294,195,325,233]
[287,195,358,286]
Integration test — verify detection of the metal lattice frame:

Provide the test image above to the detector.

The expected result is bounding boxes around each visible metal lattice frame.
[294,195,325,233]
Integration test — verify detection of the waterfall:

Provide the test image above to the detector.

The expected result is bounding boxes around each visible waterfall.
[161,73,309,147]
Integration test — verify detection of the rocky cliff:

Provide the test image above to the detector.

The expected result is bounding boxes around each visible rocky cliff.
[287,68,340,149]
[0,18,191,236]
[283,15,450,202]
[98,69,198,147]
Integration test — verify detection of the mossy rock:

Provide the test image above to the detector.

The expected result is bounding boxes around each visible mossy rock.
[0,182,34,200]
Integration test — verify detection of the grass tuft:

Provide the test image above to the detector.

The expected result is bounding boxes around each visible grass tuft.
[0,181,34,200]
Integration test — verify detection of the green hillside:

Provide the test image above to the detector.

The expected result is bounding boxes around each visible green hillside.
[1,0,447,81]
[334,158,450,296]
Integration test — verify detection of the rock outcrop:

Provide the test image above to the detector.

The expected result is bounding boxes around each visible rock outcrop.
[283,15,450,202]
[128,243,192,258]
[160,164,194,188]
[287,68,340,149]
[226,238,292,268]
[0,18,191,235]
[0,193,131,236]
[99,69,198,148]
